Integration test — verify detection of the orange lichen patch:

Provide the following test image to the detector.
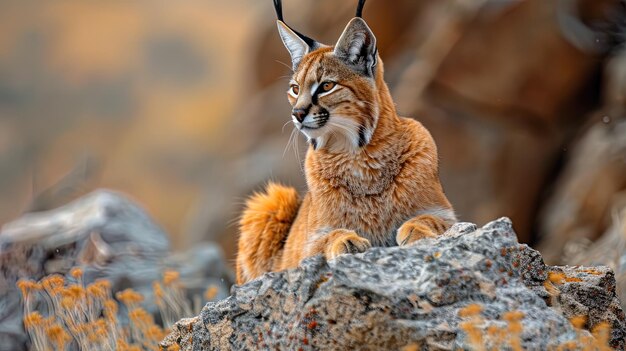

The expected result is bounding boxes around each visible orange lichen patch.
[400,344,419,351]
[460,320,484,350]
[163,270,180,286]
[459,304,485,351]
[204,286,218,301]
[116,288,144,306]
[564,277,583,283]
[592,322,612,350]
[579,268,603,276]
[486,324,506,349]
[458,303,483,318]
[503,311,524,351]
[543,280,560,297]
[547,271,566,285]
[502,311,524,322]
[457,305,613,350]
[570,315,587,329]
[557,340,578,350]
[486,325,499,337]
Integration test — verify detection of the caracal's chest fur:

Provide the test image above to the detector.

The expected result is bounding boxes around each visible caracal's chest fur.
[280,117,452,268]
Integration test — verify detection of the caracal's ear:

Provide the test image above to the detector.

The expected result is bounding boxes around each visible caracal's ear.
[277,20,311,71]
[334,17,377,77]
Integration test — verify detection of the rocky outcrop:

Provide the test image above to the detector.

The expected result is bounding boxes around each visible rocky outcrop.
[161,218,626,350]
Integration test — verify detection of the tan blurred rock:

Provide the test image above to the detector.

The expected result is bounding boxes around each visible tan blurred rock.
[537,44,626,263]
[537,117,626,264]
[252,0,430,89]
[606,51,626,115]
[392,0,624,242]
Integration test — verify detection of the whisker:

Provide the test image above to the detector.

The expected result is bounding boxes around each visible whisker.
[294,130,305,175]
[275,59,294,72]
[328,123,359,147]
[282,119,294,134]
[283,127,297,158]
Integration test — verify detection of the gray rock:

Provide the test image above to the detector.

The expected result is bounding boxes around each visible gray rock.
[564,207,626,314]
[161,218,626,350]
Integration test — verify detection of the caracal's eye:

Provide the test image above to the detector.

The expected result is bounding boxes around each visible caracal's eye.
[290,85,300,96]
[321,82,336,92]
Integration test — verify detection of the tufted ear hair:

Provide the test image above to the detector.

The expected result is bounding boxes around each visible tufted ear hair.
[273,0,319,71]
[277,20,312,71]
[333,17,377,77]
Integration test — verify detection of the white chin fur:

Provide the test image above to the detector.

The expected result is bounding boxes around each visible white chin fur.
[299,125,325,139]
[299,117,365,152]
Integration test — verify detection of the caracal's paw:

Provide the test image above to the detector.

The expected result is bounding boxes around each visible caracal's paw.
[325,229,371,260]
[396,219,438,246]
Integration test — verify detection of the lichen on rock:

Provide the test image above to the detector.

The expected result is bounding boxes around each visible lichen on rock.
[161,218,626,350]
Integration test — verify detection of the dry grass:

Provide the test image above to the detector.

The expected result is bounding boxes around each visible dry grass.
[18,268,218,351]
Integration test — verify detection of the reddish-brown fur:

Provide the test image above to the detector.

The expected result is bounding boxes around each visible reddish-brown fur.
[236,20,455,284]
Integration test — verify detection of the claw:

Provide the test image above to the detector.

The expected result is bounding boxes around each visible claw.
[325,230,371,260]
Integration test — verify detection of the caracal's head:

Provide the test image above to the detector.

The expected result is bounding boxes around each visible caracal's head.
[275,0,380,152]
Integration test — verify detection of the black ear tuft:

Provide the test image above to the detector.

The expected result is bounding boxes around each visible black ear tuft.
[292,29,318,50]
[273,0,320,71]
[334,18,377,76]
[273,0,284,21]
[356,0,366,18]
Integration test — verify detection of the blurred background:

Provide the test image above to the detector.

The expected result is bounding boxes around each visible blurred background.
[1,0,626,268]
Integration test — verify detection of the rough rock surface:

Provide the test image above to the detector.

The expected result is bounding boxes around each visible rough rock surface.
[161,218,626,350]
[565,207,626,312]
[0,190,234,351]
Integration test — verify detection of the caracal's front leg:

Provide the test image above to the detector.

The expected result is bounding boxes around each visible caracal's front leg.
[310,229,372,260]
[396,212,455,246]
